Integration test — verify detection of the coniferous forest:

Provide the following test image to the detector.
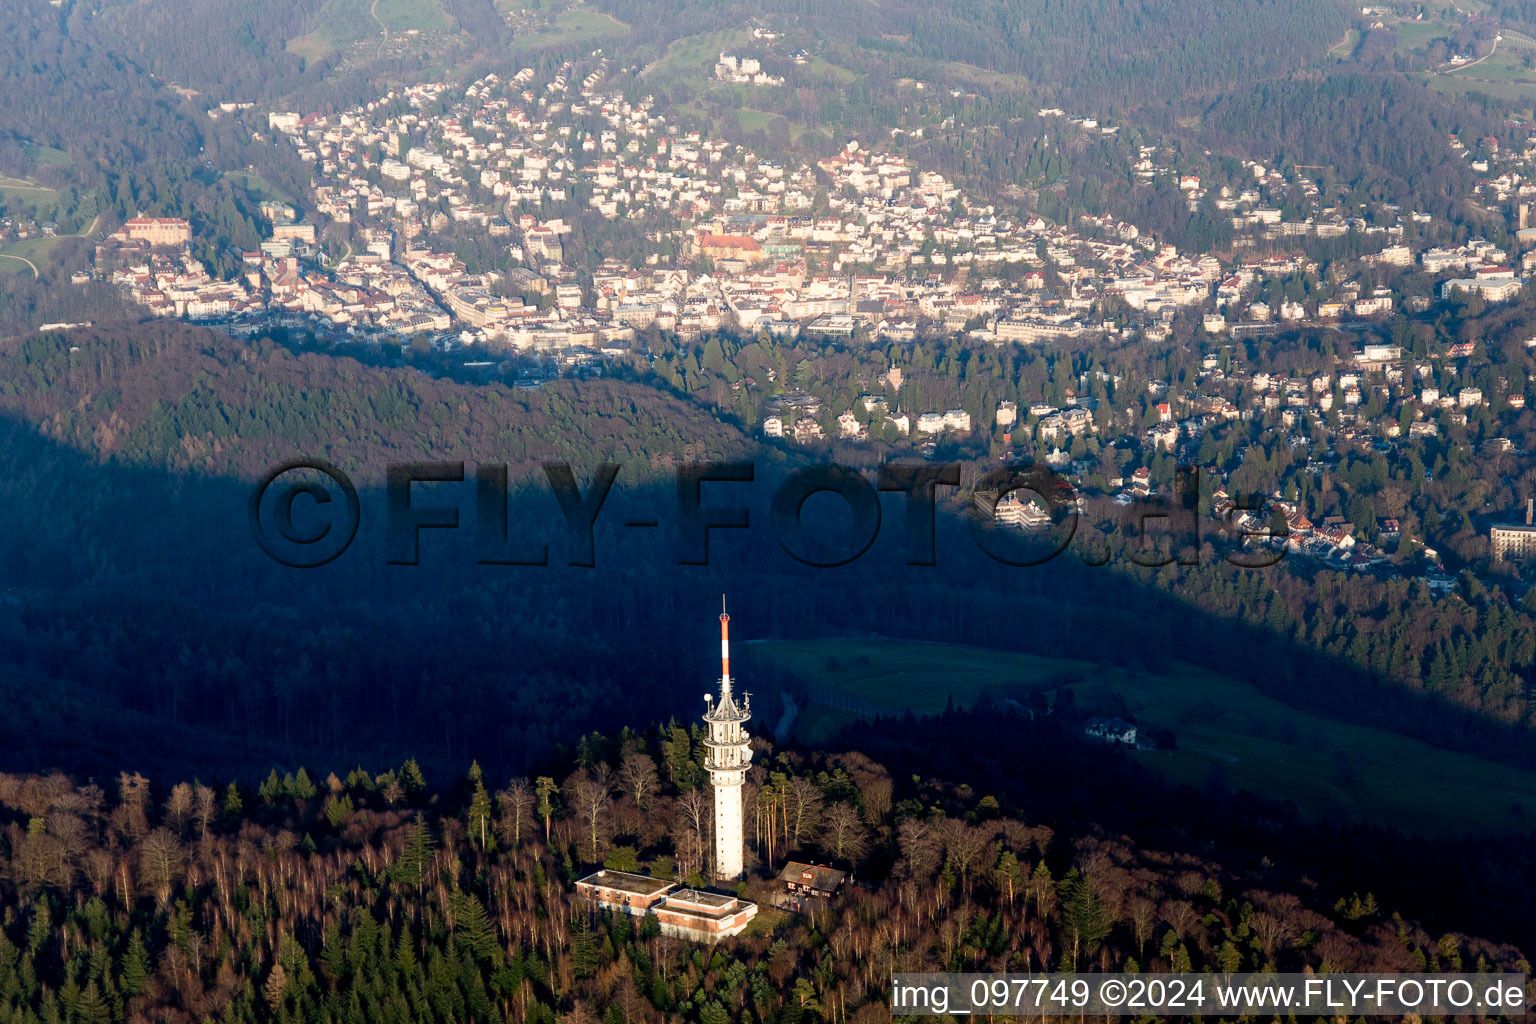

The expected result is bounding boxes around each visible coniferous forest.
[0,715,1527,1024]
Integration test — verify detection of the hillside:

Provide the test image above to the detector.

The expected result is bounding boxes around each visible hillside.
[3,321,1536,796]
[0,324,758,783]
[600,0,1349,113]
[0,321,1535,947]
[0,727,1525,1024]
[757,638,1536,839]
[1,324,751,478]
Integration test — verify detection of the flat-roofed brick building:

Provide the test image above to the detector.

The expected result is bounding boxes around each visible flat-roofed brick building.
[576,870,757,941]
[575,869,672,914]
[650,888,756,940]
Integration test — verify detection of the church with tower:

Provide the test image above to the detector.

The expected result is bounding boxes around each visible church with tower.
[575,602,759,941]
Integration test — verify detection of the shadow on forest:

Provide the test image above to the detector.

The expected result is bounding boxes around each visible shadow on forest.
[0,411,1534,944]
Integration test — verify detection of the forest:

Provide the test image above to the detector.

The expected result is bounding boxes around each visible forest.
[0,711,1527,1024]
[0,320,1534,745]
[0,319,1532,841]
[598,0,1347,115]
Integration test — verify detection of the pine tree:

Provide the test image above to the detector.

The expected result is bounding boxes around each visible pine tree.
[26,900,50,956]
[325,793,355,830]
[289,768,318,801]
[392,926,418,976]
[994,849,1022,907]
[400,758,428,794]
[221,781,243,819]
[75,981,110,1024]
[257,769,283,805]
[570,913,600,979]
[263,962,288,1011]
[1172,943,1194,972]
[466,762,495,852]
[662,725,695,789]
[395,813,436,891]
[119,930,150,997]
[452,891,498,963]
[1060,871,1109,968]
[535,777,558,842]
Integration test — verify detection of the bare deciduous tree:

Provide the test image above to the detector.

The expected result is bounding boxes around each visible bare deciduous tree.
[498,778,534,850]
[819,801,868,864]
[1129,897,1158,959]
[1161,899,1198,940]
[1250,910,1294,962]
[566,766,614,865]
[786,776,823,848]
[940,818,994,894]
[673,788,710,879]
[192,784,216,840]
[618,752,660,811]
[164,782,194,835]
[897,818,941,877]
[138,827,183,904]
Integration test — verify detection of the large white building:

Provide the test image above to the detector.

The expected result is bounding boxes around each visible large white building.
[1492,499,1536,563]
[703,603,752,880]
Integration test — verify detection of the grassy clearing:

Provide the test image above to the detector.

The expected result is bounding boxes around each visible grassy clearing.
[740,908,790,936]
[0,186,61,222]
[1423,35,1536,107]
[0,256,37,279]
[1448,44,1536,83]
[1329,28,1360,59]
[287,0,453,59]
[375,0,454,33]
[0,236,68,265]
[754,638,1066,720]
[513,8,629,52]
[677,96,825,145]
[0,175,55,191]
[752,637,1536,837]
[21,145,70,167]
[802,54,860,85]
[1406,0,1490,14]
[1427,68,1536,107]
[284,32,334,63]
[226,171,296,206]
[1393,20,1452,52]
[931,60,1030,91]
[642,28,754,85]
[0,235,69,277]
[737,108,778,134]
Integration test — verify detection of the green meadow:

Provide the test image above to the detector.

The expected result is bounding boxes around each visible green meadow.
[751,637,1536,838]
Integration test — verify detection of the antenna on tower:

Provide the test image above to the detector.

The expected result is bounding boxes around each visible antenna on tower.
[719,595,732,700]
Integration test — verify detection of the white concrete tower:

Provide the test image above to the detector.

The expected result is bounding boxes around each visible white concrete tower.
[703,598,752,880]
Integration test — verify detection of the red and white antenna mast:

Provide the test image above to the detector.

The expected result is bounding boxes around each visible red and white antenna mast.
[719,594,731,699]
